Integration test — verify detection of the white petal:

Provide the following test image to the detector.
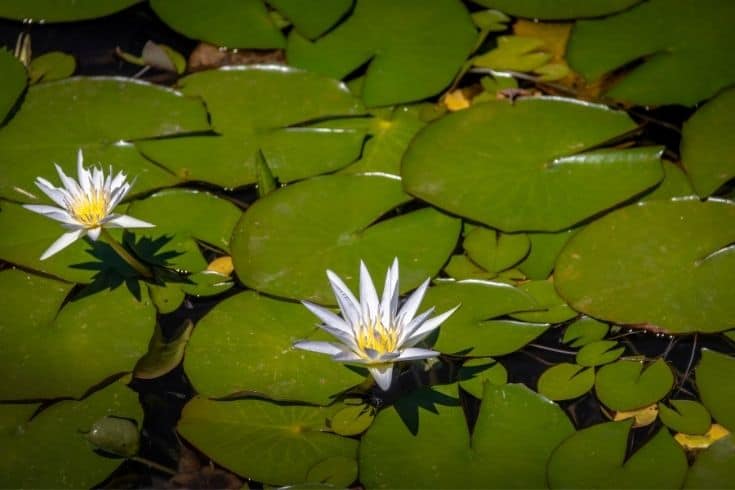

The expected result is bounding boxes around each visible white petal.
[404,305,460,347]
[104,214,155,229]
[333,351,366,362]
[368,365,394,391]
[87,226,102,241]
[107,182,130,211]
[380,257,399,327]
[293,341,345,356]
[23,204,79,226]
[397,306,434,345]
[54,163,82,197]
[40,229,85,260]
[77,149,92,193]
[109,170,128,192]
[397,277,430,327]
[302,301,352,334]
[326,270,361,327]
[35,178,70,208]
[359,261,380,324]
[395,347,439,361]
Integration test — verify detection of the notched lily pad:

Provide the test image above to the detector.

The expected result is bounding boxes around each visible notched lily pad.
[696,349,735,432]
[463,227,530,273]
[458,358,508,398]
[0,0,142,22]
[537,363,595,401]
[594,359,674,411]
[684,435,735,489]
[659,400,711,436]
[576,340,624,367]
[510,279,577,323]
[563,316,609,348]
[0,47,26,122]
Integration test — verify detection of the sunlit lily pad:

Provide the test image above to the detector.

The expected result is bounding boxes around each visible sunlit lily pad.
[659,400,711,436]
[696,349,735,432]
[681,87,735,197]
[138,66,365,189]
[0,269,155,400]
[510,279,577,323]
[0,381,142,488]
[684,435,735,489]
[402,97,663,232]
[287,0,476,107]
[548,420,687,489]
[458,358,508,398]
[231,174,460,303]
[0,48,26,122]
[463,227,530,273]
[360,383,574,488]
[555,200,735,333]
[563,316,609,348]
[595,359,674,411]
[471,0,642,19]
[567,0,735,106]
[537,363,595,401]
[0,0,141,22]
[443,254,497,281]
[185,291,363,405]
[178,397,358,486]
[423,281,545,356]
[0,77,208,202]
[518,228,578,280]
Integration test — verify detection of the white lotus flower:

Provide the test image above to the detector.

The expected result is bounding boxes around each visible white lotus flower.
[294,259,459,391]
[23,149,154,260]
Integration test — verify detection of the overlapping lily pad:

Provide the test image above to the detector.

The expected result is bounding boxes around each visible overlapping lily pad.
[548,420,687,489]
[185,291,363,405]
[696,349,735,432]
[0,48,25,122]
[0,0,141,22]
[28,51,76,83]
[0,77,208,202]
[138,66,365,189]
[537,363,595,401]
[360,383,574,488]
[269,0,352,39]
[0,380,142,488]
[567,0,735,106]
[178,397,358,486]
[684,435,735,489]
[659,400,711,436]
[463,227,530,273]
[518,228,578,279]
[594,359,674,411]
[0,268,155,400]
[402,97,663,232]
[555,200,735,333]
[471,0,642,20]
[681,87,735,197]
[287,0,477,106]
[231,174,460,303]
[563,316,609,348]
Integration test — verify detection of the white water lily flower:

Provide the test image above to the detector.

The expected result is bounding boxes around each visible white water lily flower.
[23,149,154,260]
[294,259,459,391]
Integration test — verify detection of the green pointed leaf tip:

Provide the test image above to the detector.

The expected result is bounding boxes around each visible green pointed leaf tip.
[696,349,735,432]
[681,87,735,197]
[231,174,460,303]
[178,397,358,486]
[471,0,642,20]
[658,400,711,436]
[595,359,674,411]
[576,340,624,367]
[563,316,609,348]
[402,97,663,232]
[458,358,508,399]
[0,48,26,122]
[537,363,595,401]
[287,0,477,107]
[567,0,735,106]
[556,200,735,333]
[0,0,141,22]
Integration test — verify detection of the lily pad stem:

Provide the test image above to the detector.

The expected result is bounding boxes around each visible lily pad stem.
[100,229,153,279]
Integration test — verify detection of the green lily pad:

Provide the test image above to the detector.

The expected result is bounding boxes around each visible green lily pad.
[555,200,735,334]
[287,0,476,107]
[510,279,577,323]
[231,174,460,303]
[696,349,735,432]
[28,51,75,84]
[180,270,234,297]
[658,400,711,436]
[402,97,663,232]
[147,282,185,314]
[138,66,364,189]
[178,396,358,486]
[134,320,193,380]
[537,363,595,401]
[563,316,609,348]
[473,36,551,72]
[269,0,352,39]
[518,228,578,280]
[0,0,141,22]
[471,0,642,19]
[548,420,687,489]
[0,77,208,203]
[576,340,624,367]
[463,227,530,273]
[684,435,735,489]
[567,0,735,106]
[640,161,695,202]
[594,359,674,411]
[306,455,358,488]
[444,254,497,281]
[0,381,142,488]
[0,269,155,400]
[185,291,363,405]
[0,47,26,122]
[150,0,285,48]
[360,383,574,488]
[329,404,375,436]
[423,281,546,356]
[681,87,735,197]
[458,358,508,398]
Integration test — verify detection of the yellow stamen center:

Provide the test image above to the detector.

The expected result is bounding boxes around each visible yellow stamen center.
[70,191,108,227]
[356,321,399,356]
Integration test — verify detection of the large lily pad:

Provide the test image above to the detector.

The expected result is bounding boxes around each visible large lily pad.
[422,281,544,356]
[0,0,141,22]
[684,435,735,489]
[178,397,358,486]
[0,381,142,488]
[471,0,642,20]
[402,97,663,232]
[269,0,352,39]
[681,87,735,197]
[0,77,209,202]
[567,0,735,106]
[231,174,460,303]
[185,291,363,405]
[0,269,155,400]
[548,420,688,489]
[360,383,574,488]
[287,0,477,107]
[594,359,674,411]
[696,349,735,432]
[138,66,365,189]
[0,48,25,122]
[555,200,735,333]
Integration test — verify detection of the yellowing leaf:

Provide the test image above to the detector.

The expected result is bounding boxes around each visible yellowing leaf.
[474,36,551,72]
[443,89,472,111]
[613,404,658,427]
[513,20,572,63]
[207,256,234,276]
[675,424,731,451]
